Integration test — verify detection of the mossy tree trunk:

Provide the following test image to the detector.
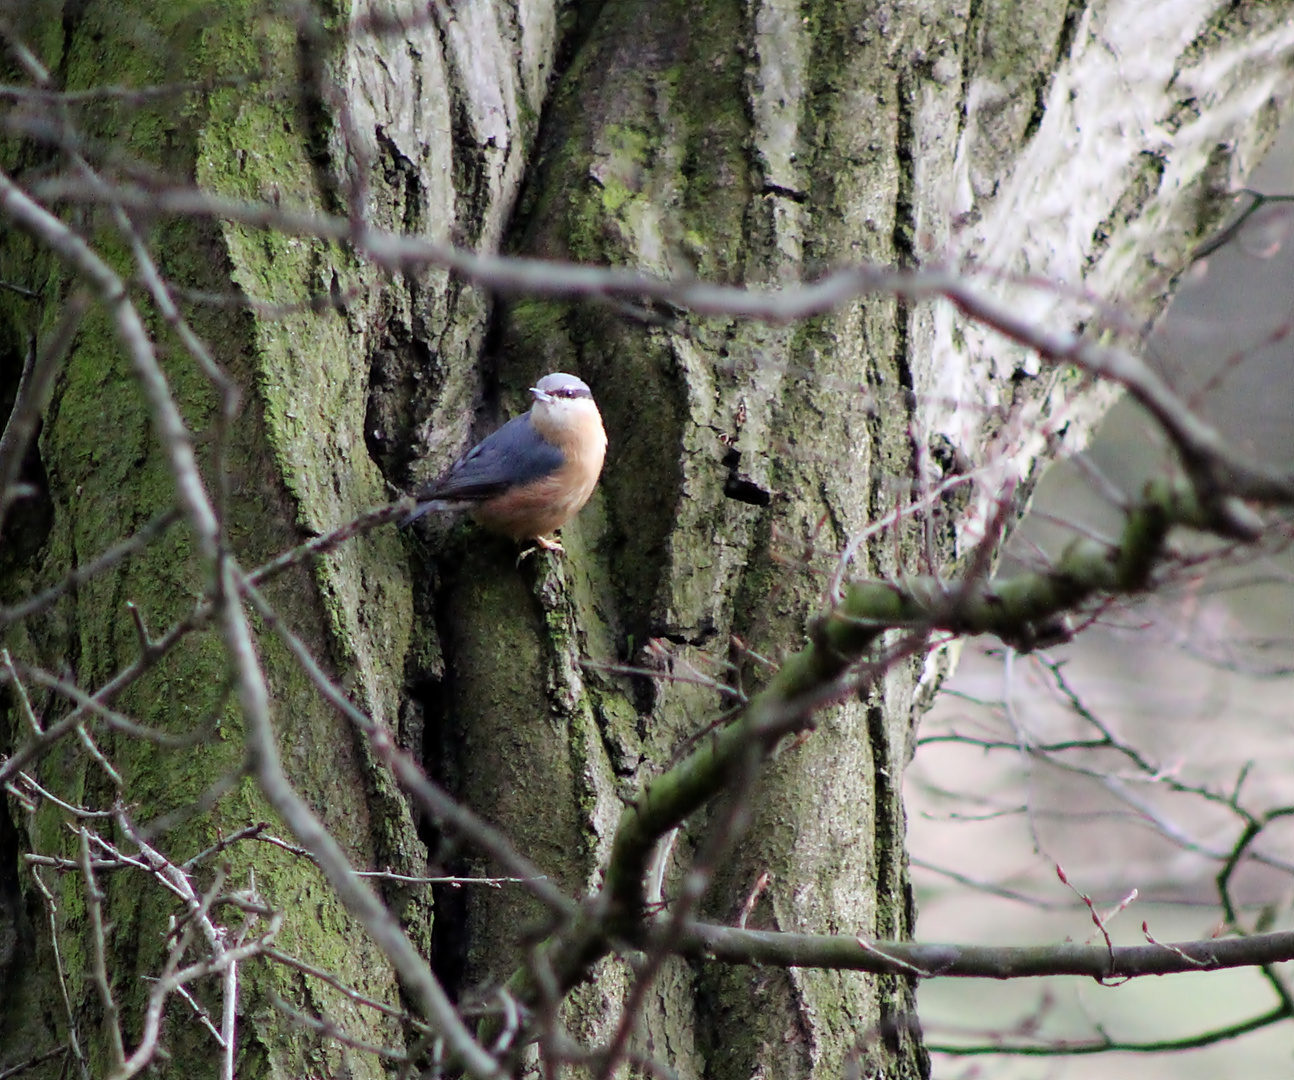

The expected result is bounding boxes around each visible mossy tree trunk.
[1,1,1291,1079]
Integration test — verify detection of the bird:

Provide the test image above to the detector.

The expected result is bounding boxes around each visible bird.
[404,372,607,553]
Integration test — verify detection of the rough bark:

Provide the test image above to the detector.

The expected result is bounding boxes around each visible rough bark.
[0,3,424,1077]
[1,1,1292,1079]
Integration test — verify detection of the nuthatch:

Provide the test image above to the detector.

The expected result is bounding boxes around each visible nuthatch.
[405,373,606,551]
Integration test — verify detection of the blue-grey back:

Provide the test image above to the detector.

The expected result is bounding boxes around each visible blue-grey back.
[422,413,564,502]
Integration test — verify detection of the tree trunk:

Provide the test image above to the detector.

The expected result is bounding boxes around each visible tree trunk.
[2,1,1292,1078]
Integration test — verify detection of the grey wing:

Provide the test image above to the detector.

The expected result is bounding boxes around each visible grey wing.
[418,414,564,502]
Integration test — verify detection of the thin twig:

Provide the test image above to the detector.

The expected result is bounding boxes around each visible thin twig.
[79,828,126,1067]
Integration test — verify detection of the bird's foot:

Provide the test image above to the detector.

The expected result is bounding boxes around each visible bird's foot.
[516,534,565,565]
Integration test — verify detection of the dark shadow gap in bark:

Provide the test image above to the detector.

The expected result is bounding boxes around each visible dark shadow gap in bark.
[0,331,54,574]
[364,321,430,491]
[405,553,471,1004]
[0,768,28,1006]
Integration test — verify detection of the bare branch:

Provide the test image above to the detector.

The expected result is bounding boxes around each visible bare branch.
[930,1003,1292,1057]
[683,921,1294,981]
[78,828,125,1068]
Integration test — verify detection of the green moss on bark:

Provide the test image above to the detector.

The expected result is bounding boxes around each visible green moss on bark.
[0,4,419,1076]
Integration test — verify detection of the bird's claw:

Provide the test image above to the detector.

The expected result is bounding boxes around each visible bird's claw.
[516,534,565,565]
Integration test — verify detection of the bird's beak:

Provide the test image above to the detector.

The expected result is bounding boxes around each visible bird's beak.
[529,386,553,403]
